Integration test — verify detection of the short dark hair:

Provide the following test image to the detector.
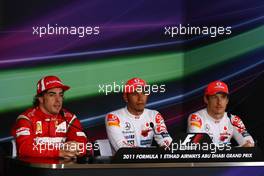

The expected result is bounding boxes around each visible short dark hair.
[32,91,46,107]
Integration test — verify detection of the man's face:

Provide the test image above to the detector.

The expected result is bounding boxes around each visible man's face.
[204,93,229,117]
[124,91,148,114]
[39,88,64,115]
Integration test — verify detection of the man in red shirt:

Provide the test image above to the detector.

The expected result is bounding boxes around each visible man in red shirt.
[12,76,88,158]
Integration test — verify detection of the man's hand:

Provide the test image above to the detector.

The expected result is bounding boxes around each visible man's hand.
[59,141,82,159]
[241,140,254,147]
[59,149,79,159]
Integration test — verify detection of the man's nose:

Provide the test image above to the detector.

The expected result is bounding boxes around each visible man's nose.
[216,97,223,104]
[137,93,145,101]
[55,94,61,102]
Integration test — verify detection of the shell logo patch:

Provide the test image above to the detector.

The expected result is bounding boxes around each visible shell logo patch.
[36,121,42,134]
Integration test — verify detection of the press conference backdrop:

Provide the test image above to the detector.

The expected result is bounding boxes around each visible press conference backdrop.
[0,0,264,173]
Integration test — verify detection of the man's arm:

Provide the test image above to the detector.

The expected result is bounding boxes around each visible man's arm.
[231,115,254,147]
[153,113,172,147]
[105,113,134,152]
[12,115,59,158]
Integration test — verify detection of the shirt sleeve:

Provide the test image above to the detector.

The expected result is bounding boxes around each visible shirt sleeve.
[66,115,88,156]
[12,115,59,158]
[153,113,172,147]
[187,114,203,133]
[230,115,254,146]
[105,113,134,152]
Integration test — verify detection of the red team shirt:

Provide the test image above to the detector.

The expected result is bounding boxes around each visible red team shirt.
[12,106,87,157]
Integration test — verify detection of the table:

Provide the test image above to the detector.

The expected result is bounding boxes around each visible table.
[5,157,264,176]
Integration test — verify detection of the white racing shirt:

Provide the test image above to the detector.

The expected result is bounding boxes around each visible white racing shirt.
[187,108,254,146]
[105,107,172,152]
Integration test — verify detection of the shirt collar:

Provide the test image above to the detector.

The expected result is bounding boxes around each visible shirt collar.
[205,108,225,123]
[125,106,145,119]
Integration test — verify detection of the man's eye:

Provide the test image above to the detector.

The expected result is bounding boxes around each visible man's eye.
[142,90,149,95]
[210,96,217,100]
[46,92,56,96]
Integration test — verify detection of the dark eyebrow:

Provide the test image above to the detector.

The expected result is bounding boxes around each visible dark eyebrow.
[46,91,56,94]
[46,91,64,94]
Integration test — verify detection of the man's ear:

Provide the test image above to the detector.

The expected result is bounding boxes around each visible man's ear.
[203,95,208,105]
[38,96,44,104]
[123,93,128,103]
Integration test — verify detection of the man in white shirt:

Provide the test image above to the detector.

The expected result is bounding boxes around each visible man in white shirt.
[105,78,172,152]
[187,80,254,147]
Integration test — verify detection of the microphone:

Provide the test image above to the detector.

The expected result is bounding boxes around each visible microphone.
[149,122,171,149]
[60,110,94,163]
[60,110,86,132]
[149,122,155,131]
[149,122,169,138]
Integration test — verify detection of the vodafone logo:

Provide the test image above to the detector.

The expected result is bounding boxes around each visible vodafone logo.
[215,82,225,89]
[155,114,164,124]
[134,78,140,83]
[46,80,61,85]
[133,78,145,86]
[216,82,222,86]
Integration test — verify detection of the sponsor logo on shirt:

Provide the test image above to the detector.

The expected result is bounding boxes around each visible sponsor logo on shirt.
[107,114,120,127]
[140,139,152,145]
[156,125,167,134]
[76,132,86,137]
[125,122,131,130]
[122,130,135,134]
[205,124,210,132]
[141,123,152,137]
[56,121,67,133]
[155,113,164,124]
[127,140,135,146]
[231,116,246,133]
[125,134,135,139]
[241,131,250,137]
[36,121,42,134]
[219,133,231,142]
[141,129,152,137]
[35,137,66,144]
[190,114,202,128]
[16,127,30,137]
[219,126,231,142]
